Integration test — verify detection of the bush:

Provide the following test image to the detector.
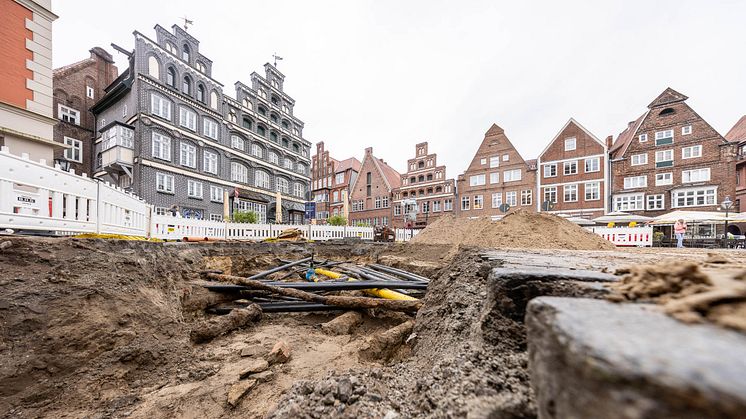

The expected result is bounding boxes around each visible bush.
[653,231,665,242]
[233,211,258,224]
[327,215,347,226]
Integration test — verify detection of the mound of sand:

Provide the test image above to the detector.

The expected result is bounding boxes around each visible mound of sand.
[410,210,615,250]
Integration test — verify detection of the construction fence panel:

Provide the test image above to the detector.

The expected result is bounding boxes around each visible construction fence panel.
[395,228,421,242]
[344,226,374,240]
[151,215,227,240]
[586,226,653,247]
[96,182,151,236]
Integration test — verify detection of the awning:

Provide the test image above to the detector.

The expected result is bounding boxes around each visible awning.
[648,210,741,225]
[231,188,269,203]
[592,211,653,224]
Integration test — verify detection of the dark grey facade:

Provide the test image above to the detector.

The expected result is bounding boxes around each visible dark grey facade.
[91,24,311,223]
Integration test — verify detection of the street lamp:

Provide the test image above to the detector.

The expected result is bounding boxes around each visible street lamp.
[721,195,734,247]
[54,157,71,172]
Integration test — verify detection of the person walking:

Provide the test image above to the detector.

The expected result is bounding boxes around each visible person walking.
[674,219,687,248]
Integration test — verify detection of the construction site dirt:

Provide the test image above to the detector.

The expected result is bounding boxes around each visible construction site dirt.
[2,237,746,418]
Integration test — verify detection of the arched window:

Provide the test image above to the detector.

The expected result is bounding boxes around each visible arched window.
[418,161,424,169]
[271,95,279,105]
[230,162,248,183]
[281,137,288,147]
[182,44,191,61]
[436,186,443,193]
[182,75,191,95]
[659,107,675,116]
[255,170,270,189]
[426,174,433,181]
[147,56,160,78]
[242,118,253,129]
[258,106,267,116]
[257,125,266,137]
[418,175,424,182]
[281,120,289,130]
[165,42,176,54]
[276,177,289,194]
[197,62,206,73]
[243,98,253,110]
[166,67,176,87]
[292,143,300,153]
[410,177,416,184]
[270,132,278,142]
[251,143,263,158]
[197,84,205,103]
[270,113,279,123]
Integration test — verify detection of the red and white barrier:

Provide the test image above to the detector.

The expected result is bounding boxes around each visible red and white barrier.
[586,226,653,247]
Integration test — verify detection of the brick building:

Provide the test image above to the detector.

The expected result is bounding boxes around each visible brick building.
[391,142,455,228]
[348,147,400,226]
[537,118,609,219]
[52,47,118,175]
[609,88,737,216]
[456,124,537,218]
[726,115,746,212]
[310,141,360,223]
[0,0,59,164]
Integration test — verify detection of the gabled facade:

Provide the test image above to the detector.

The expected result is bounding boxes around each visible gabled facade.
[726,115,746,212]
[537,118,609,219]
[53,47,118,176]
[91,24,311,223]
[610,88,737,215]
[391,142,456,228]
[456,124,537,217]
[310,141,361,223]
[330,157,361,221]
[348,147,400,227]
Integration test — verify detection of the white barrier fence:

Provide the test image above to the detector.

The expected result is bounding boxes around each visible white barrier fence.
[586,226,653,247]
[396,228,421,242]
[0,147,378,241]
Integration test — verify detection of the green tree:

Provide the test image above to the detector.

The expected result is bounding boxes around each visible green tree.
[327,215,347,226]
[232,211,258,224]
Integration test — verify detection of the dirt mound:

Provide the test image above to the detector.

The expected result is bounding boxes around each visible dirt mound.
[411,210,615,250]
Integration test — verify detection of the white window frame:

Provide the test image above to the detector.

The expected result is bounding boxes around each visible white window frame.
[564,137,576,151]
[655,149,673,164]
[231,162,248,183]
[502,154,509,162]
[480,158,486,165]
[544,164,557,178]
[647,194,665,210]
[255,171,270,189]
[473,195,484,210]
[521,189,532,206]
[210,185,224,202]
[490,172,500,184]
[489,156,500,168]
[544,186,557,204]
[584,157,600,173]
[505,191,517,207]
[269,152,279,164]
[682,145,702,159]
[655,129,674,145]
[504,169,521,182]
[58,104,80,125]
[491,192,502,208]
[613,193,644,211]
[672,186,717,208]
[276,177,289,194]
[682,125,692,135]
[187,180,203,198]
[585,182,600,201]
[469,174,486,186]
[563,184,578,202]
[150,93,171,120]
[639,133,648,143]
[203,118,218,140]
[179,106,196,131]
[63,137,83,163]
[461,196,470,211]
[631,153,648,166]
[151,132,171,161]
[682,168,711,183]
[563,161,578,175]
[656,172,673,186]
[335,173,344,185]
[180,142,197,168]
[156,172,174,193]
[203,150,218,174]
[251,143,263,158]
[624,176,647,189]
[231,135,245,150]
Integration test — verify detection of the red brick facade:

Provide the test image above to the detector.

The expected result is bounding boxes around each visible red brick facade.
[0,0,34,110]
[726,115,746,212]
[349,147,401,227]
[456,124,537,218]
[391,142,456,228]
[610,88,737,216]
[310,141,361,224]
[537,118,609,219]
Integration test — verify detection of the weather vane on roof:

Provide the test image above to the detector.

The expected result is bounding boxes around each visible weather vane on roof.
[273,53,283,67]
[182,16,194,31]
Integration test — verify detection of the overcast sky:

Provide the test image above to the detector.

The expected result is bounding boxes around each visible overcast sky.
[52,0,746,177]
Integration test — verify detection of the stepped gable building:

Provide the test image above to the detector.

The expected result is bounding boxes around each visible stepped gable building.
[726,115,746,212]
[456,124,537,217]
[348,147,400,227]
[609,88,737,216]
[310,141,361,223]
[537,118,609,219]
[391,142,455,228]
[53,47,118,176]
[0,0,59,164]
[91,24,311,223]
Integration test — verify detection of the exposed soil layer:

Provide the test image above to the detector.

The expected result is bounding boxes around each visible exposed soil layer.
[410,210,615,250]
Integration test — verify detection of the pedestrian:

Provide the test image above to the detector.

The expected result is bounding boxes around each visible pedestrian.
[168,204,181,218]
[674,218,687,248]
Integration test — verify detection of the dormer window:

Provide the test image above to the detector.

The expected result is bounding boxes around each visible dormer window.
[182,44,191,61]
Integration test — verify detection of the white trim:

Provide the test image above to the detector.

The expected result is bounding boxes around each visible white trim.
[539,178,605,188]
[392,192,456,203]
[539,153,606,166]
[398,180,450,190]
[537,118,606,160]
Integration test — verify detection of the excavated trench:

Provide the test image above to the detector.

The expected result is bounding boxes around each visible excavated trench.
[0,238,606,418]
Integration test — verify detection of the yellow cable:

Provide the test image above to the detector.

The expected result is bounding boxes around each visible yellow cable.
[313,268,418,301]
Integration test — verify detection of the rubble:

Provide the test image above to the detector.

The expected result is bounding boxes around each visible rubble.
[239,359,269,378]
[266,340,292,365]
[321,311,364,335]
[227,379,257,407]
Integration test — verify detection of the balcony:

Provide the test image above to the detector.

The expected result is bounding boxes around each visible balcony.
[99,123,134,179]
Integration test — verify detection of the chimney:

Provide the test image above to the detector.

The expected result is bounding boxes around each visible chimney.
[605,135,613,149]
[365,147,372,155]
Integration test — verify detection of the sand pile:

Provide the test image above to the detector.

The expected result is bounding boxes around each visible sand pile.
[410,210,615,250]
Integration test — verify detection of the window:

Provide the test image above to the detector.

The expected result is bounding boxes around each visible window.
[655,130,674,146]
[257,125,266,137]
[480,158,487,165]
[210,185,224,202]
[294,183,305,198]
[469,174,486,186]
[639,134,648,143]
[672,187,716,208]
[682,125,692,135]
[58,104,80,124]
[156,172,174,193]
[585,182,600,201]
[151,132,171,161]
[251,144,263,158]
[544,186,557,203]
[544,164,557,178]
[269,152,279,164]
[489,156,500,168]
[166,67,176,87]
[647,194,664,210]
[255,171,270,189]
[682,168,711,183]
[503,169,521,182]
[242,117,253,129]
[502,154,509,162]
[521,190,532,206]
[179,107,196,131]
[197,85,206,103]
[182,44,190,61]
[491,193,502,208]
[231,162,248,183]
[433,201,441,212]
[148,56,160,78]
[182,76,191,95]
[63,137,82,163]
[165,42,176,54]
[335,173,344,184]
[231,135,245,150]
[375,197,382,209]
[490,172,500,184]
[584,157,600,173]
[656,172,673,186]
[682,145,702,159]
[614,193,644,211]
[180,143,196,168]
[564,184,578,202]
[86,86,94,99]
[624,176,647,189]
[564,137,576,151]
[283,159,293,170]
[209,214,222,222]
[506,191,517,206]
[150,93,171,120]
[187,180,203,198]
[203,118,218,140]
[631,153,647,166]
[444,199,453,211]
[563,161,578,175]
[473,195,484,210]
[276,177,289,194]
[394,206,401,216]
[332,191,339,202]
[382,196,389,208]
[655,149,674,168]
[461,196,470,211]
[203,150,218,174]
[197,62,207,74]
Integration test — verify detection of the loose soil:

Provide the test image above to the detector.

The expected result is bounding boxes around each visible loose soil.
[410,210,615,250]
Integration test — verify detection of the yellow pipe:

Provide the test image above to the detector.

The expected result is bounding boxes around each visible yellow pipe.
[313,268,418,301]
